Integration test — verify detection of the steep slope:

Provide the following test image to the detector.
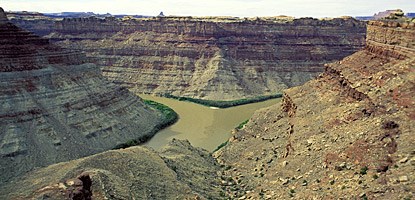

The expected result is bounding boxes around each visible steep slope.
[214,20,415,199]
[0,8,163,184]
[11,16,366,100]
[0,139,224,199]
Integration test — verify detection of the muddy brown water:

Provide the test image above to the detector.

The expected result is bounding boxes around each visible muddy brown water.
[141,95,280,151]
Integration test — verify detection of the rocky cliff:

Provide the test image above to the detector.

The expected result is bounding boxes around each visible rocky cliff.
[214,19,415,199]
[11,16,366,100]
[0,8,163,184]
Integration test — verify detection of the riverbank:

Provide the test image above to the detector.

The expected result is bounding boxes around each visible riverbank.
[143,99,179,128]
[212,119,249,152]
[143,95,281,151]
[163,93,283,108]
[113,99,178,149]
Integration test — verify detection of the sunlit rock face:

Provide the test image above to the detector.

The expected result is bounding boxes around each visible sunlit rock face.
[12,16,367,100]
[0,8,163,183]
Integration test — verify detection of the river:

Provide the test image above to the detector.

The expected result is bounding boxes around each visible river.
[141,95,281,151]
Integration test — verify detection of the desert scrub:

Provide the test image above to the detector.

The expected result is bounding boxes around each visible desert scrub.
[360,166,368,175]
[113,100,178,149]
[163,93,282,108]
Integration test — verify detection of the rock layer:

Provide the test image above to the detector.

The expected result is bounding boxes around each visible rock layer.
[11,16,367,100]
[214,20,415,199]
[0,10,163,183]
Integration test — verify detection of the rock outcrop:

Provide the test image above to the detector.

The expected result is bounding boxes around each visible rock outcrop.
[373,9,405,20]
[214,19,415,199]
[0,139,224,199]
[0,9,163,184]
[11,16,367,100]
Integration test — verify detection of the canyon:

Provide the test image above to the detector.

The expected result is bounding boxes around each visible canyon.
[0,7,414,200]
[10,14,366,100]
[0,8,164,185]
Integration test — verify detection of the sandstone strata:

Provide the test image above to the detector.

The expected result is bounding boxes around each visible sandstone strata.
[0,9,163,184]
[214,20,415,199]
[12,16,366,100]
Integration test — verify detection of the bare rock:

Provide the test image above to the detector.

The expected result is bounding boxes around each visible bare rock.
[216,20,415,199]
[399,176,409,183]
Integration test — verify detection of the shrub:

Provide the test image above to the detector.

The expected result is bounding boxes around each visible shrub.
[213,141,228,152]
[143,99,178,126]
[112,99,178,149]
[163,93,282,108]
[236,119,249,130]
[360,166,368,175]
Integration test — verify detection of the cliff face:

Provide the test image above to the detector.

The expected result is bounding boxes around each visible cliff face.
[0,9,163,183]
[12,16,366,100]
[214,21,415,199]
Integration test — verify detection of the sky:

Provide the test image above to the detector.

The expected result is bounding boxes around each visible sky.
[2,0,415,18]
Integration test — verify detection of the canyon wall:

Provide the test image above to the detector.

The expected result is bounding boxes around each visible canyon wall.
[0,10,163,183]
[12,16,367,100]
[214,20,415,199]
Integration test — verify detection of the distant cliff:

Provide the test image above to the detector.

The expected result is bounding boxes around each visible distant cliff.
[12,16,367,100]
[214,19,415,199]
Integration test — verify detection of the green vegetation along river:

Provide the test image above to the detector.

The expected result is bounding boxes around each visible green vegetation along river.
[141,95,281,151]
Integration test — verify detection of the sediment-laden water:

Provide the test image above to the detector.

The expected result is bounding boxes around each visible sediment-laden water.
[141,95,280,151]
